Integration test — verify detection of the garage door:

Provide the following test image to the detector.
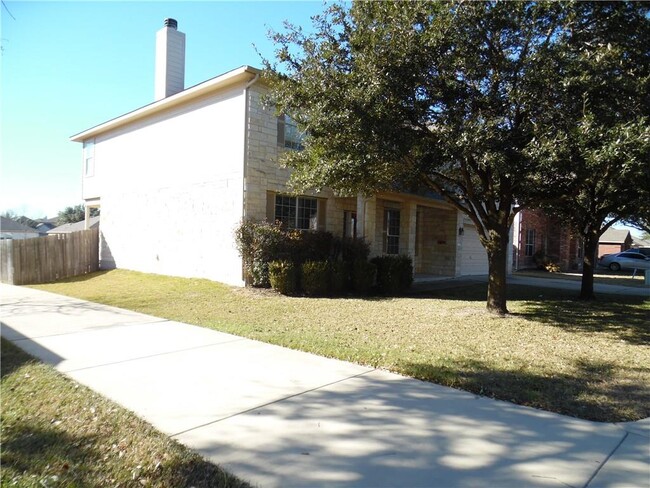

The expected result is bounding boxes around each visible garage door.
[460,225,489,275]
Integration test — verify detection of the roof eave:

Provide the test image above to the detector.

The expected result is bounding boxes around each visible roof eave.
[70,65,263,142]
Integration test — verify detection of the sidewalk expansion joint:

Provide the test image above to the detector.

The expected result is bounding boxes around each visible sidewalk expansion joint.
[170,368,378,438]
[582,431,629,488]
[61,338,248,373]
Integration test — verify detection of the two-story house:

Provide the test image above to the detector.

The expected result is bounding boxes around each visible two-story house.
[72,19,499,286]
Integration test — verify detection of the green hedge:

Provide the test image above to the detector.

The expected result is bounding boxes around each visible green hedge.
[235,220,370,289]
[371,255,413,295]
[268,260,298,295]
[351,260,377,295]
[302,261,331,297]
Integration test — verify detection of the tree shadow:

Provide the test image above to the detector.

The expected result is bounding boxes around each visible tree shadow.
[175,369,637,488]
[408,282,649,345]
[1,340,250,488]
[398,357,650,423]
[510,294,650,345]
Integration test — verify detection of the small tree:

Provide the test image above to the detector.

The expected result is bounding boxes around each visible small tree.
[57,204,99,225]
[527,2,650,299]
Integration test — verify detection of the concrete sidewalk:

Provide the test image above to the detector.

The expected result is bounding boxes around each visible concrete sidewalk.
[1,284,648,487]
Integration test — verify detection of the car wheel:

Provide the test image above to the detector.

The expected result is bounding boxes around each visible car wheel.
[609,262,621,271]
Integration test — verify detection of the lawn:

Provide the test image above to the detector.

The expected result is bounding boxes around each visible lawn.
[31,269,650,422]
[1,338,250,488]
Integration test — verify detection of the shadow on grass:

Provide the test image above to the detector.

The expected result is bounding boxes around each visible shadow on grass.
[0,339,250,488]
[1,421,249,487]
[0,337,37,379]
[398,357,650,423]
[409,283,650,345]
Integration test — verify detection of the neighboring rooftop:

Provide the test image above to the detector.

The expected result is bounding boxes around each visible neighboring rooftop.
[599,228,631,244]
[47,216,100,234]
[0,216,40,233]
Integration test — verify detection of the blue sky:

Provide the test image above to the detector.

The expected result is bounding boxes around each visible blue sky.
[1,0,323,218]
[0,1,644,237]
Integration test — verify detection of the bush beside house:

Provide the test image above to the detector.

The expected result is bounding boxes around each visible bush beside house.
[235,220,412,297]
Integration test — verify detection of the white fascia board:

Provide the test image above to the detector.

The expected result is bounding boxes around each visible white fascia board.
[70,66,263,143]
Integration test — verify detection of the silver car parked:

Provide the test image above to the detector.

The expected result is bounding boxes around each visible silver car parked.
[599,251,650,271]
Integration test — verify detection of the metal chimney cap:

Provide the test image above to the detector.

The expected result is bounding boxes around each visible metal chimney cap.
[164,18,178,29]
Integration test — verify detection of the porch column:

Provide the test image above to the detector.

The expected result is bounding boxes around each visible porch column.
[404,202,417,259]
[357,195,377,254]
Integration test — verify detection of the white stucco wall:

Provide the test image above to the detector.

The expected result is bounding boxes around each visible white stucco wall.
[86,85,247,285]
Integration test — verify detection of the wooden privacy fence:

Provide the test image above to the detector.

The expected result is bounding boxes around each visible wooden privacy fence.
[0,228,99,285]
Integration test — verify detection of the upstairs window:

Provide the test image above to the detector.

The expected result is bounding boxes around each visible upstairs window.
[83,139,95,177]
[275,195,317,230]
[277,115,304,151]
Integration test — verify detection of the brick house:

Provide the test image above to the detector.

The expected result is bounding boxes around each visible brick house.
[598,228,632,258]
[512,209,582,271]
[71,19,508,286]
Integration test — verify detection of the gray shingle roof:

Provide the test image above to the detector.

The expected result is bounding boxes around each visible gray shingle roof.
[599,228,631,244]
[0,216,40,233]
[47,216,100,234]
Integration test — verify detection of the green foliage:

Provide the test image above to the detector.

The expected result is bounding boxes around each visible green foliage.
[264,1,583,313]
[290,230,334,264]
[57,204,99,225]
[351,260,376,296]
[301,261,331,297]
[268,260,298,295]
[234,220,286,287]
[371,255,414,295]
[523,2,650,298]
[340,237,370,264]
[235,220,371,290]
[330,261,349,296]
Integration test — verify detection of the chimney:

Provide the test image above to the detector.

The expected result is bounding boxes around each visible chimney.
[155,18,186,100]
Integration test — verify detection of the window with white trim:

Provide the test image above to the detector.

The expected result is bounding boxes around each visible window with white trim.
[525,228,536,257]
[385,209,400,254]
[275,195,317,230]
[83,139,95,177]
[277,115,304,150]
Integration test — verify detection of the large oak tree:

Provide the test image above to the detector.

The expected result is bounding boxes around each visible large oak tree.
[266,1,570,313]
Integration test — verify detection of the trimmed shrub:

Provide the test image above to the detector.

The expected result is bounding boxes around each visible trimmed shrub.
[340,237,370,264]
[371,255,413,295]
[268,260,298,295]
[351,260,376,295]
[330,261,349,296]
[297,231,334,264]
[234,220,285,287]
[302,261,331,297]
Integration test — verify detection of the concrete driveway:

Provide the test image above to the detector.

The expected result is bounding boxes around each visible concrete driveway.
[1,284,648,487]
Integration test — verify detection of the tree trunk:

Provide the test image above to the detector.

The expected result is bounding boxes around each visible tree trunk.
[580,231,599,300]
[485,229,510,314]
